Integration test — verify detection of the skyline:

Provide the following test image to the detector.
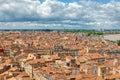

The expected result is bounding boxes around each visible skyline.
[0,0,120,29]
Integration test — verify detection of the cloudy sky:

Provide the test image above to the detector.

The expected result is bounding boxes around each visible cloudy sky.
[0,0,120,29]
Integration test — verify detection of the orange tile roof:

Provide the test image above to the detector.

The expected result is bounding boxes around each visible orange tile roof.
[105,74,120,79]
[50,54,61,60]
[27,58,46,65]
[68,74,82,80]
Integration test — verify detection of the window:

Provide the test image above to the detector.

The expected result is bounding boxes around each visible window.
[67,63,70,66]
[70,78,76,80]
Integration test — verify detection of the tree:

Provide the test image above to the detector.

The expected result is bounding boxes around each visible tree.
[117,40,120,46]
[96,32,103,35]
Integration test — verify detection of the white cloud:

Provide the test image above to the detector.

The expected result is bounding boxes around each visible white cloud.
[0,0,120,29]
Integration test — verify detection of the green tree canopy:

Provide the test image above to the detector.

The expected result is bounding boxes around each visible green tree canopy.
[117,40,120,46]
